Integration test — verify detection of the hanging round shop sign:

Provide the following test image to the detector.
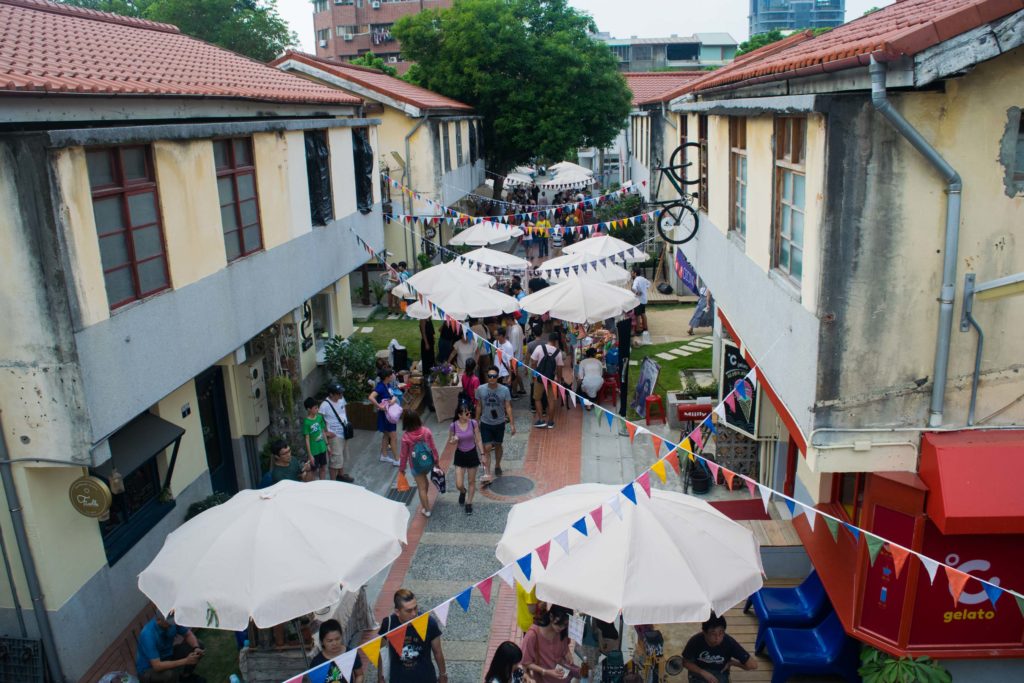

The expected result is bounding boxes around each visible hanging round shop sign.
[69,476,112,518]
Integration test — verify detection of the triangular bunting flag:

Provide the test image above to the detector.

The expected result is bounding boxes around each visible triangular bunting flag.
[982,582,1003,608]
[651,459,668,483]
[536,541,552,569]
[591,506,603,531]
[804,506,818,531]
[945,566,971,605]
[824,516,840,542]
[746,368,758,388]
[650,435,663,456]
[722,468,735,490]
[572,517,588,537]
[569,392,577,408]
[725,393,737,411]
[626,422,637,443]
[920,555,940,584]
[477,576,494,604]
[608,494,624,520]
[516,553,532,581]
[706,460,720,485]
[865,534,885,566]
[621,482,637,505]
[713,403,727,421]
[605,410,615,429]
[736,381,748,399]
[1015,594,1024,619]
[665,449,681,474]
[637,471,652,497]
[692,429,704,450]
[844,523,860,542]
[360,637,382,666]
[553,529,570,555]
[433,599,451,626]
[386,623,407,656]
[496,564,516,588]
[759,484,772,512]
[784,498,796,516]
[455,587,472,611]
[888,544,909,578]
[336,649,358,682]
[409,612,431,641]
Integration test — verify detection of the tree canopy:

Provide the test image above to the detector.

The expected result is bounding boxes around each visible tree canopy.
[393,0,632,183]
[349,51,398,77]
[736,29,785,56]
[60,0,296,63]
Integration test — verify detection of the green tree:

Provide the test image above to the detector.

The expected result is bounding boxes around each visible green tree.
[350,51,398,77]
[393,0,632,197]
[60,0,296,63]
[736,29,785,56]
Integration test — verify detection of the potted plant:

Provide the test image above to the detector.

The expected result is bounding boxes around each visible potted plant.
[429,363,461,421]
[429,363,457,387]
[859,647,951,683]
[324,335,378,431]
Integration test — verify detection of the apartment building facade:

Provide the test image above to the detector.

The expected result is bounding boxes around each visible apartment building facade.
[600,32,738,72]
[668,1,1024,676]
[0,1,384,679]
[749,0,845,36]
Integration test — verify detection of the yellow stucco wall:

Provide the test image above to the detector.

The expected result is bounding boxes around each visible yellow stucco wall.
[744,116,776,273]
[329,127,357,220]
[153,140,227,287]
[254,131,299,250]
[333,275,355,339]
[53,147,110,327]
[153,380,209,497]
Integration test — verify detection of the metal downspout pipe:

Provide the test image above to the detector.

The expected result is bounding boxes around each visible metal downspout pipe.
[870,58,963,427]
[405,114,431,266]
[0,416,66,681]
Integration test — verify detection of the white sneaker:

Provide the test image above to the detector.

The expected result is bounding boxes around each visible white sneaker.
[379,453,391,463]
[390,457,400,467]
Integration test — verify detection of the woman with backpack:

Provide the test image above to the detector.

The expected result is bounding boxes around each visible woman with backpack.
[399,411,440,517]
[449,402,484,515]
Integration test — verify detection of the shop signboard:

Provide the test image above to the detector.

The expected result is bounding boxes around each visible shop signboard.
[719,340,760,439]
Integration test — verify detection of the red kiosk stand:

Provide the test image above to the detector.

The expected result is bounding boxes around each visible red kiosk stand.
[795,430,1024,659]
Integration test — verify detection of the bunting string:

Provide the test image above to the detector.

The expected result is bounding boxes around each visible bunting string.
[288,231,1024,683]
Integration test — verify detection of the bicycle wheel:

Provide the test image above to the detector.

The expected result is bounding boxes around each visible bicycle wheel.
[670,142,702,186]
[656,202,699,245]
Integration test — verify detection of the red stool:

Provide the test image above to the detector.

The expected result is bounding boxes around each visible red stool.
[645,394,666,425]
[597,377,618,406]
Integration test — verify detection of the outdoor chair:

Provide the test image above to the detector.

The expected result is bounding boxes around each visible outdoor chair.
[746,570,828,652]
[761,611,861,683]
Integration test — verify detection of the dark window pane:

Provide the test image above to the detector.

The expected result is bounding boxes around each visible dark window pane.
[132,225,163,261]
[128,192,158,226]
[237,173,256,201]
[234,138,253,166]
[137,257,168,293]
[93,196,125,234]
[217,176,235,203]
[792,246,803,280]
[305,130,334,225]
[779,246,790,270]
[99,234,130,268]
[87,150,115,188]
[243,226,262,253]
[221,204,238,232]
[122,147,148,180]
[239,199,258,227]
[105,267,135,305]
[224,232,242,261]
[213,140,230,169]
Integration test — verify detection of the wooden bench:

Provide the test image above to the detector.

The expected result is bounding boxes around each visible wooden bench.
[79,603,157,683]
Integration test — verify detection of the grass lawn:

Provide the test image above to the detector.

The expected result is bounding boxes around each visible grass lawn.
[624,341,713,420]
[193,628,240,683]
[352,314,423,364]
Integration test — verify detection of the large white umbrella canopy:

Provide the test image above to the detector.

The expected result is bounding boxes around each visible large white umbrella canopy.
[496,484,764,625]
[393,262,495,298]
[138,480,409,630]
[457,247,530,271]
[537,161,595,189]
[430,283,521,319]
[519,277,638,324]
[538,252,631,285]
[562,235,647,262]
[449,222,524,246]
[404,301,443,320]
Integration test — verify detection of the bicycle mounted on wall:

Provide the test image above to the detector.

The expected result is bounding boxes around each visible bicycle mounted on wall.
[649,142,701,245]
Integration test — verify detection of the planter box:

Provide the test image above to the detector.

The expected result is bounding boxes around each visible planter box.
[347,401,378,431]
[431,384,462,422]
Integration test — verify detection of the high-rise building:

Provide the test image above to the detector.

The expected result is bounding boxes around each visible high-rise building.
[312,0,453,73]
[749,0,845,36]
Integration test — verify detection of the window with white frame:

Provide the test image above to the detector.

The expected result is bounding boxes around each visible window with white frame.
[773,117,806,283]
[730,117,748,238]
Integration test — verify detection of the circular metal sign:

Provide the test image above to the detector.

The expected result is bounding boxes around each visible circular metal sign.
[69,476,112,518]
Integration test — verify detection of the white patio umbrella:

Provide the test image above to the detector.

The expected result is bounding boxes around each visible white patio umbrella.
[449,222,524,246]
[430,283,521,319]
[562,235,647,262]
[518,277,637,324]
[496,484,764,625]
[538,161,595,189]
[404,301,443,320]
[457,247,530,271]
[538,252,631,285]
[393,261,495,298]
[138,480,409,630]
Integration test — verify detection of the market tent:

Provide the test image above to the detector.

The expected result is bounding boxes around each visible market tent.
[457,246,530,271]
[496,484,764,625]
[449,222,524,246]
[562,234,647,262]
[537,161,595,189]
[537,252,631,285]
[393,261,494,298]
[518,277,637,324]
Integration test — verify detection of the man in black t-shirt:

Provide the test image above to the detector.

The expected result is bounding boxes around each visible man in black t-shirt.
[681,614,756,683]
[378,589,446,683]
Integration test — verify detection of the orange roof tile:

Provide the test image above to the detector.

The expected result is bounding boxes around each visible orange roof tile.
[271,51,473,113]
[624,71,705,106]
[0,0,360,105]
[684,0,1023,94]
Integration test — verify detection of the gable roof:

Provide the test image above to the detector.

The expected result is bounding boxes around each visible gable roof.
[0,0,360,105]
[624,71,704,106]
[682,0,1024,95]
[270,51,473,114]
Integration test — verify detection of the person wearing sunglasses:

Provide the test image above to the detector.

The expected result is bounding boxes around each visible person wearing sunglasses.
[475,368,516,481]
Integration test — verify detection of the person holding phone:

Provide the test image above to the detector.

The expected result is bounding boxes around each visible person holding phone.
[521,605,577,683]
[486,641,535,683]
[135,610,204,683]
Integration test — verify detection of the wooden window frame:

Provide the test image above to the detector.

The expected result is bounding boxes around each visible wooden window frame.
[441,123,451,173]
[87,145,170,309]
[773,117,807,284]
[455,123,464,166]
[729,117,748,238]
[698,115,709,212]
[214,137,263,262]
[832,472,866,525]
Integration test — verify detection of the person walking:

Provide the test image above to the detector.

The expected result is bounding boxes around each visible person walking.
[420,318,436,375]
[475,368,516,480]
[506,315,526,397]
[370,367,400,465]
[494,327,515,387]
[631,266,651,337]
[530,333,564,429]
[399,411,439,518]
[378,589,447,683]
[485,641,534,683]
[449,403,484,515]
[460,358,480,412]
[303,397,331,481]
[310,619,364,682]
[319,384,354,483]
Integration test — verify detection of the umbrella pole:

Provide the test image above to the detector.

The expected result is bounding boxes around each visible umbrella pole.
[294,618,311,667]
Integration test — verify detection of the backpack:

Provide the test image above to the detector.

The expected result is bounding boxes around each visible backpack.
[411,438,434,474]
[537,345,558,379]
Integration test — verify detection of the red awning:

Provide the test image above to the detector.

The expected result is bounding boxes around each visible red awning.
[919,430,1024,535]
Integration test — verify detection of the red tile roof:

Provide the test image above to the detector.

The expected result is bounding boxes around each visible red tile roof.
[0,0,360,105]
[271,51,473,113]
[685,0,1023,94]
[624,71,704,106]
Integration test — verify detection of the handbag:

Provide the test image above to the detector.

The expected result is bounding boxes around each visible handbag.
[430,466,447,493]
[326,400,354,440]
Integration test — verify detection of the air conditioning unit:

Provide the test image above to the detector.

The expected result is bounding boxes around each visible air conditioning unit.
[233,356,269,436]
[387,56,399,63]
[343,33,354,41]
[319,39,328,48]
[371,1,381,8]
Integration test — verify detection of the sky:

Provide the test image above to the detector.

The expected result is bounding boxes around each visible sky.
[281,0,896,53]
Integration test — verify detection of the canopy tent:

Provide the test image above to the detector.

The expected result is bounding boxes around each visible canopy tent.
[456,246,530,271]
[562,235,647,262]
[138,480,409,630]
[496,484,764,625]
[449,222,524,247]
[393,262,494,299]
[536,161,596,190]
[518,277,637,324]
[537,252,631,285]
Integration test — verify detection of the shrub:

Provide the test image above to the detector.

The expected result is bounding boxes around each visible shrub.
[324,335,377,402]
[185,492,233,521]
[858,647,952,683]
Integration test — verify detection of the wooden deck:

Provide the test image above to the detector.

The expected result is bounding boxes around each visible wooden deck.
[737,519,803,547]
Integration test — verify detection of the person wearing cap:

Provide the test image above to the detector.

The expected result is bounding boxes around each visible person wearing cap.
[320,384,355,483]
[135,610,204,683]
